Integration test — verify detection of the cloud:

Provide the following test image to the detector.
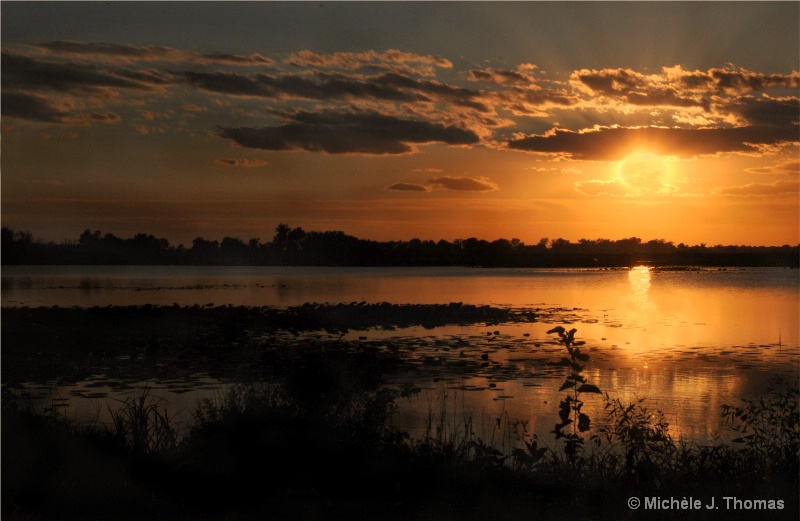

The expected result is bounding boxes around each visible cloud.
[34,41,274,66]
[721,96,800,127]
[213,158,269,168]
[1,91,122,125]
[386,182,429,192]
[134,124,164,135]
[1,91,68,122]
[139,110,174,121]
[714,179,799,196]
[706,67,800,93]
[491,87,580,117]
[572,66,799,102]
[507,124,799,160]
[570,67,703,108]
[180,70,490,111]
[217,109,480,155]
[286,49,451,76]
[4,42,797,163]
[468,67,537,86]
[574,179,629,197]
[428,176,498,191]
[745,160,800,175]
[2,52,169,94]
[573,177,680,197]
[1,51,170,125]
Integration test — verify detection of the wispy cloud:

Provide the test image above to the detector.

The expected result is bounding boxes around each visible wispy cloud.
[745,160,800,175]
[714,179,799,196]
[574,179,629,197]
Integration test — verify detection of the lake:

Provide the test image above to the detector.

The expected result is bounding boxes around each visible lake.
[3,265,799,445]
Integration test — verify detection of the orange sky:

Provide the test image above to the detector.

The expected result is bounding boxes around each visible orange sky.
[2,2,798,247]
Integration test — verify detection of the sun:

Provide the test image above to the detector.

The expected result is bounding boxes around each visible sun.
[616,151,677,196]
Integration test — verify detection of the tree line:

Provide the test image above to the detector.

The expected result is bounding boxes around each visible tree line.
[2,225,798,267]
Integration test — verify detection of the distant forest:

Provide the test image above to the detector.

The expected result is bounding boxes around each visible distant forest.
[2,225,798,268]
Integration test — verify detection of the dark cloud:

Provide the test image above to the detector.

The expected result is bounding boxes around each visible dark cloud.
[1,52,167,124]
[572,68,704,108]
[507,125,799,160]
[217,109,480,155]
[1,91,121,125]
[573,68,646,94]
[428,176,498,191]
[213,158,269,168]
[2,52,166,94]
[386,182,429,192]
[571,66,800,115]
[575,66,799,98]
[82,112,121,123]
[468,68,535,85]
[180,71,280,98]
[34,41,274,66]
[1,91,67,122]
[181,70,489,111]
[709,68,800,92]
[722,96,800,127]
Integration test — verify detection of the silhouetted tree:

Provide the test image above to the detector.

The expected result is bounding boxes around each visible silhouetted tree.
[1,225,798,267]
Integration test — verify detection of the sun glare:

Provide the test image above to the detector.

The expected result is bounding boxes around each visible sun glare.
[616,151,676,196]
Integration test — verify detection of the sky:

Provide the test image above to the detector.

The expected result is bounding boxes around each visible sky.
[2,1,799,247]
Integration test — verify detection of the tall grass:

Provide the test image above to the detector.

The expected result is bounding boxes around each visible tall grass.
[107,386,181,455]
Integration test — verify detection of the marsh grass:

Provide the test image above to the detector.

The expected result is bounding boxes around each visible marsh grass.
[107,387,181,455]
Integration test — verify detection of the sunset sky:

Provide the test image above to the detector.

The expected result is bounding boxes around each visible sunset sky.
[2,1,798,247]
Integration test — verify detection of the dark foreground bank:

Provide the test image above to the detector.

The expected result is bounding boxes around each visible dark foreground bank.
[2,305,798,520]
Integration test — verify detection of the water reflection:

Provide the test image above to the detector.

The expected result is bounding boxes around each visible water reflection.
[628,266,652,309]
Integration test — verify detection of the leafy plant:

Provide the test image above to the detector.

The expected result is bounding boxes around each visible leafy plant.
[596,395,677,484]
[548,326,602,462]
[511,419,548,471]
[721,376,800,475]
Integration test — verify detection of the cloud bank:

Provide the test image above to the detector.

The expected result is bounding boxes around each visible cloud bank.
[2,43,797,162]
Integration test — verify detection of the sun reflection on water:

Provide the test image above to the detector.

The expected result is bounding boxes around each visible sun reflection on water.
[628,265,653,309]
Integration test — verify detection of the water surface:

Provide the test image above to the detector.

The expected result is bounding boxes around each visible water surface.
[3,265,798,445]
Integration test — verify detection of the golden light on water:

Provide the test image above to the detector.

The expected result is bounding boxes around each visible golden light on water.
[628,265,652,309]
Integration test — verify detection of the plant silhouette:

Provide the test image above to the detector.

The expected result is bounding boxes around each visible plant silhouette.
[548,326,602,462]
